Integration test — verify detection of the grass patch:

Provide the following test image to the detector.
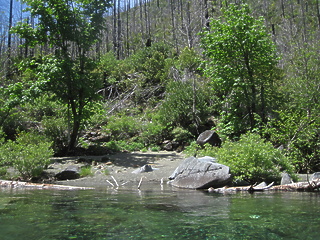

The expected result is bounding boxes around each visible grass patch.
[80,166,93,177]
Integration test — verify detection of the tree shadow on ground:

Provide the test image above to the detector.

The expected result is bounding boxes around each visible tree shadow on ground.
[108,152,182,168]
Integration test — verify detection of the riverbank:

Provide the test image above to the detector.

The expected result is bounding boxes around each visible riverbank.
[1,150,312,190]
[50,151,186,189]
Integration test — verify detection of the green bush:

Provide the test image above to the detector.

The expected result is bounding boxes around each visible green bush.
[0,167,7,178]
[0,131,53,180]
[185,133,296,184]
[264,110,320,173]
[158,80,211,134]
[104,141,122,152]
[80,166,93,177]
[184,141,218,157]
[140,119,167,146]
[116,140,145,152]
[217,133,295,184]
[171,127,193,143]
[103,115,143,141]
[42,116,69,152]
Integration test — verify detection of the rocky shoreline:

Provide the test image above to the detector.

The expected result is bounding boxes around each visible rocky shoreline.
[1,151,316,192]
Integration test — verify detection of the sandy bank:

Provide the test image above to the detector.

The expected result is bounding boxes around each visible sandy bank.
[51,151,186,189]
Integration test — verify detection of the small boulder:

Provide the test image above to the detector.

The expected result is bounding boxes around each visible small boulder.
[281,172,293,185]
[132,164,155,174]
[310,172,320,182]
[197,130,221,147]
[55,165,80,180]
[168,156,232,189]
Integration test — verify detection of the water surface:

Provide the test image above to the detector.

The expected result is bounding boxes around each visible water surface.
[0,184,319,239]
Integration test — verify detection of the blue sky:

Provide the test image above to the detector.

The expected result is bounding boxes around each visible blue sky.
[0,0,29,24]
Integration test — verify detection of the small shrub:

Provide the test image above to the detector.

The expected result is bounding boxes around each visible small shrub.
[184,141,218,157]
[141,119,167,146]
[150,146,160,152]
[157,80,211,134]
[104,141,121,152]
[103,115,143,140]
[185,133,296,184]
[264,111,320,173]
[0,167,8,178]
[216,133,295,184]
[80,166,93,177]
[42,116,69,152]
[0,131,53,180]
[104,140,145,152]
[116,140,145,152]
[183,141,199,157]
[104,168,110,175]
[172,127,193,143]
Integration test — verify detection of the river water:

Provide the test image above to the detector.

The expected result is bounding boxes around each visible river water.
[0,184,319,240]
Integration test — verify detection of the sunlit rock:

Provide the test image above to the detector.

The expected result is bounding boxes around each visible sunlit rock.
[168,156,232,189]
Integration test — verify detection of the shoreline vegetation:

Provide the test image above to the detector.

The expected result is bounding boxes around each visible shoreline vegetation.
[1,2,320,188]
[0,151,319,193]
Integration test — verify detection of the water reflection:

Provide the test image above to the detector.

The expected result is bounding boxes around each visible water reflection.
[0,186,320,239]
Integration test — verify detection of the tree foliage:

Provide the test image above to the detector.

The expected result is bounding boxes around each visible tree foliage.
[12,0,112,151]
[0,0,319,176]
[201,3,281,136]
[158,78,211,135]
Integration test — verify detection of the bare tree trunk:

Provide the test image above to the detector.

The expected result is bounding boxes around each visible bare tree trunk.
[186,1,193,48]
[139,0,144,39]
[117,0,122,59]
[204,0,210,28]
[280,0,285,17]
[6,0,13,77]
[170,0,178,53]
[301,0,307,42]
[124,0,129,56]
[113,0,118,57]
[144,0,151,40]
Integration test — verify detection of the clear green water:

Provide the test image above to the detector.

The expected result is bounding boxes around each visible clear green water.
[0,184,319,240]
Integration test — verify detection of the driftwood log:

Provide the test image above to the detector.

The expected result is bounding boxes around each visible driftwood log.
[208,180,320,193]
[0,180,94,190]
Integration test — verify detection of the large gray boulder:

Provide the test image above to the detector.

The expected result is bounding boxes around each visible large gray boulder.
[197,130,221,147]
[168,156,232,189]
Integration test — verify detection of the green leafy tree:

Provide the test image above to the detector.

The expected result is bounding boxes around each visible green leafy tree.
[12,0,112,151]
[200,3,281,137]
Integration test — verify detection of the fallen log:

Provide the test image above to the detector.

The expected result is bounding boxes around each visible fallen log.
[272,181,320,192]
[0,180,94,190]
[207,180,320,193]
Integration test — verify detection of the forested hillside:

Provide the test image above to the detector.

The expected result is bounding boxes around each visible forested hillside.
[0,0,319,181]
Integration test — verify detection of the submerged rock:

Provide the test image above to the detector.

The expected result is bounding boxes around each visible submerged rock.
[168,156,232,189]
